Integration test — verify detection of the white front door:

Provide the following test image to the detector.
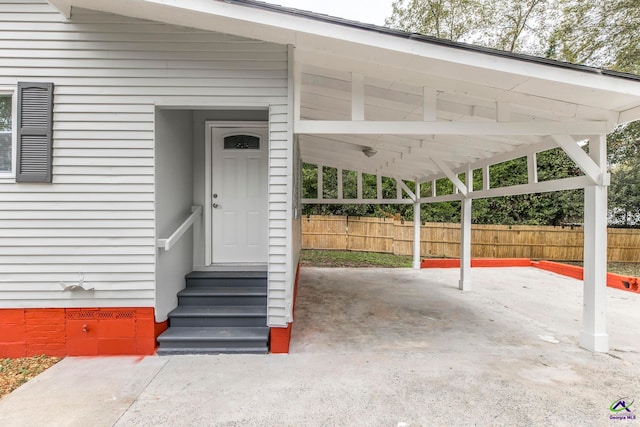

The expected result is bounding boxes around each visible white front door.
[210,126,268,264]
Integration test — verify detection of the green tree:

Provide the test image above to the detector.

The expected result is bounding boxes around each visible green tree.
[609,162,640,226]
[386,0,490,42]
[608,123,640,226]
[548,0,640,73]
[385,0,640,226]
[0,96,10,130]
[0,96,11,172]
[608,122,640,166]
[387,0,556,54]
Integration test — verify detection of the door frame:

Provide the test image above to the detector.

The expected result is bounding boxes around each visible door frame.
[204,120,269,266]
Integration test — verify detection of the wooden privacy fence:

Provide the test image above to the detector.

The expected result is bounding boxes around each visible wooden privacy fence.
[301,215,640,262]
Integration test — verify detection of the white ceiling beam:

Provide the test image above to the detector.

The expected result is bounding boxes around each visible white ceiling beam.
[619,105,640,124]
[294,120,609,136]
[552,135,604,185]
[423,87,437,121]
[417,175,592,202]
[431,157,468,196]
[48,0,71,18]
[496,102,511,122]
[468,175,592,200]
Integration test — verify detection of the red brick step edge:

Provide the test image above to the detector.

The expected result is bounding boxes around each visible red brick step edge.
[420,258,640,294]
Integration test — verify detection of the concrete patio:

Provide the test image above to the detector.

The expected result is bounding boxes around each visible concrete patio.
[1,267,638,426]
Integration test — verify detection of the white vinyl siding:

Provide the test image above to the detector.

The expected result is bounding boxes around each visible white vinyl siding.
[0,2,290,320]
[268,104,291,326]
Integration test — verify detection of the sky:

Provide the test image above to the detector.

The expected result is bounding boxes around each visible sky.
[262,0,394,26]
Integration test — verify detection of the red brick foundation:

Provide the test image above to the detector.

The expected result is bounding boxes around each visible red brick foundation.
[420,258,532,268]
[0,308,159,358]
[270,323,293,354]
[269,263,301,354]
[421,258,640,295]
[532,260,583,280]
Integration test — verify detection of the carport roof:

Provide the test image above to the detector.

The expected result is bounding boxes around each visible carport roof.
[50,0,640,184]
[228,0,640,83]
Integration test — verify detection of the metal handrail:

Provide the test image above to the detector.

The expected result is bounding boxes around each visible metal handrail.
[157,205,202,251]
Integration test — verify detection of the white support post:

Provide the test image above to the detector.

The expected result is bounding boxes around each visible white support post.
[376,174,382,200]
[357,171,363,200]
[580,134,609,353]
[459,167,473,291]
[317,164,323,200]
[413,181,422,269]
[397,180,402,200]
[337,168,343,200]
[293,60,301,122]
[432,180,437,197]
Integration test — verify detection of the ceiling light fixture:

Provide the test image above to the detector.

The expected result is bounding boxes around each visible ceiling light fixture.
[362,147,377,158]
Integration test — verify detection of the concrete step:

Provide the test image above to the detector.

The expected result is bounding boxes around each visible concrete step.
[156,326,269,354]
[168,306,267,327]
[177,287,267,306]
[157,347,268,355]
[186,271,267,288]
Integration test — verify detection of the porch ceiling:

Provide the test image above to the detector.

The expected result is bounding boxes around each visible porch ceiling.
[295,63,594,182]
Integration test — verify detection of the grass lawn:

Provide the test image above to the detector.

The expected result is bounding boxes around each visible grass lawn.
[301,250,640,277]
[566,261,640,278]
[301,249,413,268]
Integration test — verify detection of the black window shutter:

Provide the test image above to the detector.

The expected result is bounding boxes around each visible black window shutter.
[16,82,54,183]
